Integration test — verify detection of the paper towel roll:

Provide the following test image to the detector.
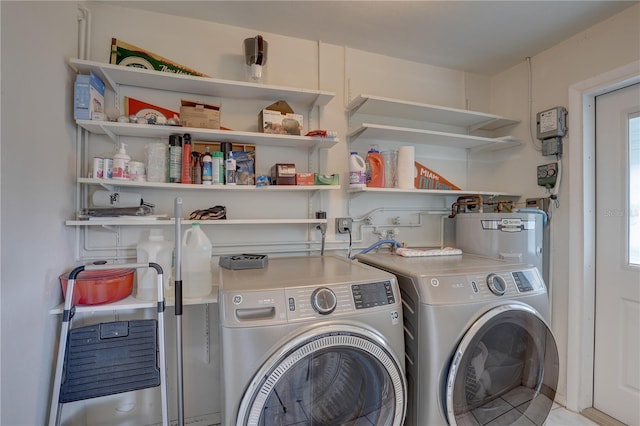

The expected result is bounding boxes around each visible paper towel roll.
[397,146,415,189]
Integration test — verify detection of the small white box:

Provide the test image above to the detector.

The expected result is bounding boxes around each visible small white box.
[74,72,105,121]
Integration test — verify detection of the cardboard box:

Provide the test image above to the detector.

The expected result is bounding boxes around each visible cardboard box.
[259,101,303,135]
[234,151,256,185]
[74,72,105,120]
[271,163,296,185]
[180,100,220,129]
[296,173,315,186]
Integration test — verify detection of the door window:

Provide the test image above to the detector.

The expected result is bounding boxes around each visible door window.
[447,306,559,426]
[629,113,640,266]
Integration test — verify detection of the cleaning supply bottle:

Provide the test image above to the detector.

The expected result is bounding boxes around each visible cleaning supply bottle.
[112,142,130,180]
[168,134,182,183]
[212,151,224,185]
[202,147,213,184]
[180,133,193,184]
[192,151,203,184]
[135,229,173,300]
[182,223,213,298]
[225,151,237,185]
[349,151,366,188]
[365,145,385,187]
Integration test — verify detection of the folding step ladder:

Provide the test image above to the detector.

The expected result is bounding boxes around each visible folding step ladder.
[48,262,169,426]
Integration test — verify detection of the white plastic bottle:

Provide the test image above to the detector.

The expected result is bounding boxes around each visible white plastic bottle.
[349,151,366,188]
[202,147,213,185]
[225,151,237,185]
[112,142,131,180]
[182,223,213,298]
[135,229,173,300]
[212,151,224,185]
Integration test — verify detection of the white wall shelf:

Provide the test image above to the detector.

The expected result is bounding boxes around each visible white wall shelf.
[347,187,519,197]
[347,123,522,151]
[76,120,339,149]
[78,177,339,192]
[49,287,219,314]
[346,94,519,130]
[69,58,335,108]
[65,218,329,227]
[69,58,339,261]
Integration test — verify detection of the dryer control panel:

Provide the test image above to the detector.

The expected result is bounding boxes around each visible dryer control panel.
[418,267,546,305]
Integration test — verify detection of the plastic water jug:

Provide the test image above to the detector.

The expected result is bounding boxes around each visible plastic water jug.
[349,152,366,188]
[366,146,385,187]
[136,229,173,301]
[182,223,213,298]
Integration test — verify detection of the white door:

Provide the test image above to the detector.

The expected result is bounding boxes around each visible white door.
[594,82,640,425]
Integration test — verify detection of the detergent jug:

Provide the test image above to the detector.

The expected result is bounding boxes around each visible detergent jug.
[366,145,385,187]
[135,229,173,300]
[182,223,213,298]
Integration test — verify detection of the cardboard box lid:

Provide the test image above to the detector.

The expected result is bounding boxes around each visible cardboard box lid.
[181,99,220,112]
[264,100,295,114]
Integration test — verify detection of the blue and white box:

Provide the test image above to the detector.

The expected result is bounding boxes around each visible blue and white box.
[74,71,105,120]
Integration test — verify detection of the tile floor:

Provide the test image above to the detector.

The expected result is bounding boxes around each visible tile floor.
[545,404,599,426]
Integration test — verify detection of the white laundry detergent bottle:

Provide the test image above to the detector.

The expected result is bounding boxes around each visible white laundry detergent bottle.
[135,229,173,301]
[182,223,213,298]
[349,151,366,188]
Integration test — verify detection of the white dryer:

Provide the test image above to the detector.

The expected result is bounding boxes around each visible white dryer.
[219,255,407,426]
[356,252,559,426]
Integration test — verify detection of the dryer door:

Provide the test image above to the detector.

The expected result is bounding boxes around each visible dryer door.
[446,303,559,426]
[237,325,406,426]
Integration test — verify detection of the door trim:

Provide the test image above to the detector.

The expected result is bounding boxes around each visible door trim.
[566,60,640,413]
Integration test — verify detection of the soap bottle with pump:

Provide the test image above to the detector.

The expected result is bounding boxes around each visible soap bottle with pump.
[112,142,130,180]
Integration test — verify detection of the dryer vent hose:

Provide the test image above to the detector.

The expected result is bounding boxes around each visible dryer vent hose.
[351,239,402,259]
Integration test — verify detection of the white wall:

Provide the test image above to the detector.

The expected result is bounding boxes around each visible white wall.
[1,1,638,424]
[1,2,80,425]
[485,4,640,405]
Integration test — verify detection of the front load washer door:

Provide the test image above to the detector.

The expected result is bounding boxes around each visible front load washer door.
[446,303,559,426]
[237,324,406,426]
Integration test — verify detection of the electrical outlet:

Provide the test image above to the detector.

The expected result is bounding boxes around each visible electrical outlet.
[335,217,353,234]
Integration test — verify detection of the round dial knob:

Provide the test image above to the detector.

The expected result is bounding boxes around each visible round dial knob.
[486,273,507,296]
[311,287,337,315]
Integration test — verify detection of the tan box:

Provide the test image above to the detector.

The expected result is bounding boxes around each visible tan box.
[259,100,303,135]
[180,100,220,129]
[296,173,315,186]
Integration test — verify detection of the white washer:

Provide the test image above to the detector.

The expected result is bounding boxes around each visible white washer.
[355,252,559,426]
[219,255,407,426]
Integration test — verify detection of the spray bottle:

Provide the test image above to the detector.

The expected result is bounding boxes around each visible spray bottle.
[181,133,192,184]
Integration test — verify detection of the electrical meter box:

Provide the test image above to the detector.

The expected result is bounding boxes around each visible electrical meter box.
[536,106,567,140]
[537,163,558,188]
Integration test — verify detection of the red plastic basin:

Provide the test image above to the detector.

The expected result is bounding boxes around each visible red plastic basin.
[59,268,134,306]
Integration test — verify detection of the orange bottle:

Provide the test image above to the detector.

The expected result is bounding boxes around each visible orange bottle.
[366,146,385,187]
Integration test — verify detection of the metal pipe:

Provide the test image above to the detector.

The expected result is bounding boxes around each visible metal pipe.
[174,198,184,426]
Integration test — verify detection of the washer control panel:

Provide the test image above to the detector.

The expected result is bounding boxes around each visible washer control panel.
[285,279,397,320]
[311,287,338,315]
[419,267,546,304]
[352,281,395,309]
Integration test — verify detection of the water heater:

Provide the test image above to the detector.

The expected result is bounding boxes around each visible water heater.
[455,212,549,286]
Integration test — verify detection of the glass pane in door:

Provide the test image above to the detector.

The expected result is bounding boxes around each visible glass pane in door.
[629,114,640,266]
